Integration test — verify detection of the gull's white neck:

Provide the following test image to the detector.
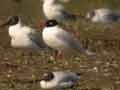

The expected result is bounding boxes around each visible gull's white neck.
[44,0,55,5]
[40,80,57,89]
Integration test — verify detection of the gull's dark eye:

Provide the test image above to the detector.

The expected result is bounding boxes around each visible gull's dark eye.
[46,20,58,27]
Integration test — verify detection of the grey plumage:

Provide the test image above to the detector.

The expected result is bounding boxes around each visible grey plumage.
[29,31,48,49]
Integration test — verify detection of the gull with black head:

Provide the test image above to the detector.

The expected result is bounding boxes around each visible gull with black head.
[0,16,46,49]
[40,71,81,89]
[42,19,94,58]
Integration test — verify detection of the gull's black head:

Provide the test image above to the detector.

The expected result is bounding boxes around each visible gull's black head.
[42,72,54,81]
[0,16,19,27]
[88,10,95,18]
[45,20,58,27]
[86,10,96,20]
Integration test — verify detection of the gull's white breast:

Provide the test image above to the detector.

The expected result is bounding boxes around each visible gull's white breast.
[9,25,37,48]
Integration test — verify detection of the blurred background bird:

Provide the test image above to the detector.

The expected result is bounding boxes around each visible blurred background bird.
[41,0,84,22]
[86,8,120,24]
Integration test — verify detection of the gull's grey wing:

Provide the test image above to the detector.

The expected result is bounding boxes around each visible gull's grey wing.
[60,75,79,83]
[56,28,95,55]
[61,72,80,82]
[56,29,84,52]
[106,13,120,21]
[29,30,48,49]
[58,72,80,88]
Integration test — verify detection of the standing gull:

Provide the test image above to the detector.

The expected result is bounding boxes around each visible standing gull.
[42,19,94,58]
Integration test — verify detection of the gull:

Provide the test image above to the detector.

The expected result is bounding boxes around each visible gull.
[86,8,120,24]
[0,16,46,49]
[42,0,83,22]
[40,71,81,89]
[42,19,94,58]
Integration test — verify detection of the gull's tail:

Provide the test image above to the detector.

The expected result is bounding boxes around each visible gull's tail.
[111,11,120,21]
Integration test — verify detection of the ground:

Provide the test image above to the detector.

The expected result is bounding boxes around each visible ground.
[0,0,120,90]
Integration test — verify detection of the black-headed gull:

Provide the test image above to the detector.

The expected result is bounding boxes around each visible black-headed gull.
[86,8,120,24]
[40,71,81,89]
[42,0,83,22]
[0,16,46,49]
[42,19,94,58]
